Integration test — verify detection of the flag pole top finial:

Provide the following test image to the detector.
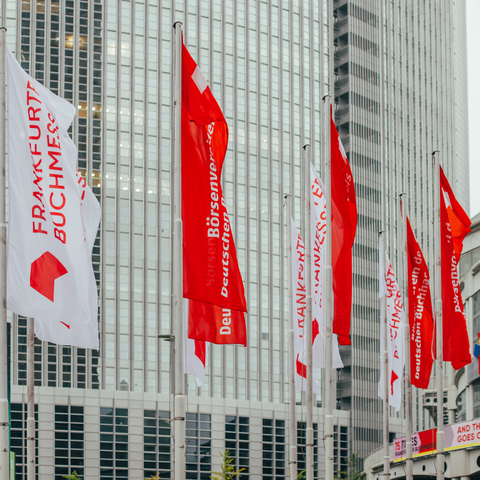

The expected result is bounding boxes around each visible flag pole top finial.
[303,144,311,150]
[322,94,331,102]
[432,150,440,156]
[0,27,7,32]
[173,21,183,28]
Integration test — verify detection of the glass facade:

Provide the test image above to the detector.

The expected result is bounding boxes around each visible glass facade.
[225,415,250,478]
[2,0,470,476]
[99,407,129,480]
[333,0,469,457]
[11,403,38,480]
[143,410,172,479]
[262,418,286,479]
[54,405,85,480]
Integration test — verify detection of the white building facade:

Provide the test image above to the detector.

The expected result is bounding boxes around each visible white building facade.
[0,0,470,478]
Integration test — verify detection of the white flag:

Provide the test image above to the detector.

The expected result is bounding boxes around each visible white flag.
[291,220,321,395]
[6,48,100,330]
[184,299,208,387]
[34,169,100,349]
[310,164,343,369]
[378,237,405,411]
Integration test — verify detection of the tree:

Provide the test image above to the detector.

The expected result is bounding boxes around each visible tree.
[62,472,81,480]
[210,449,245,479]
[297,470,306,480]
[144,475,161,480]
[334,453,364,480]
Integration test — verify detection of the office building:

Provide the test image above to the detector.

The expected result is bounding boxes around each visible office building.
[1,0,470,477]
[333,0,470,459]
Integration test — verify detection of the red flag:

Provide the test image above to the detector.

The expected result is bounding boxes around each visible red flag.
[331,110,357,345]
[436,167,471,369]
[407,217,434,388]
[184,299,208,386]
[181,43,247,345]
[187,299,247,346]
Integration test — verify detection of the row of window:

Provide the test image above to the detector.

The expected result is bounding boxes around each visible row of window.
[350,3,379,28]
[11,405,350,480]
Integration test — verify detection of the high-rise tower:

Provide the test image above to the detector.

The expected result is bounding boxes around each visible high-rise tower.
[333,0,470,460]
[1,0,470,478]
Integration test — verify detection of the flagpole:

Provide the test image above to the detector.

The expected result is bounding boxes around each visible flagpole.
[0,26,10,480]
[399,195,412,480]
[378,0,390,476]
[289,331,297,480]
[287,196,297,480]
[322,94,334,480]
[27,318,35,480]
[303,144,314,480]
[380,229,389,479]
[172,21,185,480]
[433,150,444,480]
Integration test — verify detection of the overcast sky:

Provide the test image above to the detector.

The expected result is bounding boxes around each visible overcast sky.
[467,0,480,218]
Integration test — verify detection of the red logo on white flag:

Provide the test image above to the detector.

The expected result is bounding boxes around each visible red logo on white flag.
[378,238,405,411]
[291,220,320,395]
[309,164,343,369]
[6,47,100,348]
[30,251,67,301]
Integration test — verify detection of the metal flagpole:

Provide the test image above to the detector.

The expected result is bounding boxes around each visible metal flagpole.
[378,0,390,477]
[433,150,444,480]
[322,94,334,480]
[0,26,10,480]
[399,195,412,480]
[289,330,297,480]
[27,318,35,480]
[303,144,314,480]
[326,1,334,477]
[172,21,185,480]
[287,196,297,480]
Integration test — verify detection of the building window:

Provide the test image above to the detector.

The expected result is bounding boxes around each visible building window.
[54,405,84,480]
[11,403,38,480]
[473,383,480,418]
[473,291,480,335]
[334,425,349,475]
[47,344,57,387]
[186,412,211,480]
[143,410,171,479]
[459,247,480,277]
[297,422,318,479]
[456,389,467,422]
[17,318,32,387]
[62,347,72,388]
[76,348,86,389]
[100,407,129,479]
[263,418,286,480]
[225,416,249,478]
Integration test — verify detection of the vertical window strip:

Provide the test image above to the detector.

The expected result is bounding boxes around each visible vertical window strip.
[143,410,171,479]
[100,407,129,480]
[262,418,286,480]
[186,412,211,480]
[11,403,38,480]
[54,405,84,480]
[225,415,249,479]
